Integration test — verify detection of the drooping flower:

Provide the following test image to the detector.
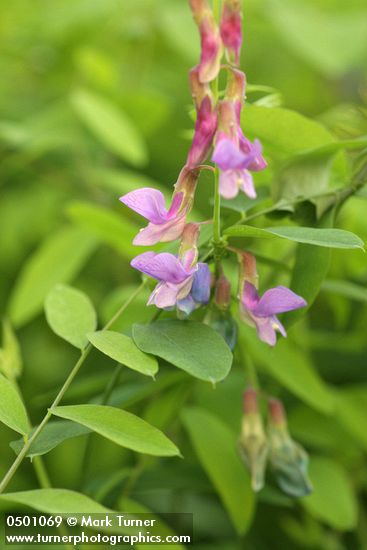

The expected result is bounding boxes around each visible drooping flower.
[120,166,200,246]
[238,252,306,346]
[212,69,267,199]
[205,270,237,349]
[187,66,218,167]
[131,224,211,315]
[268,399,313,497]
[220,0,243,65]
[238,387,269,492]
[189,0,223,83]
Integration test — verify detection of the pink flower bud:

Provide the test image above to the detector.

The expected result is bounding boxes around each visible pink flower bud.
[187,68,218,167]
[220,0,243,65]
[189,0,223,83]
[214,274,231,309]
[238,388,269,492]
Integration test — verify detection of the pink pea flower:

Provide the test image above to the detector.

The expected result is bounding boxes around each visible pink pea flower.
[212,70,267,199]
[120,166,199,246]
[189,0,223,83]
[187,67,218,167]
[220,0,243,66]
[238,252,306,346]
[131,224,211,315]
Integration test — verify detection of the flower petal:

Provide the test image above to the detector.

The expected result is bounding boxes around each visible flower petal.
[219,170,239,199]
[239,170,257,199]
[120,188,168,224]
[177,294,197,315]
[242,282,260,311]
[254,317,277,346]
[148,282,180,308]
[191,263,211,304]
[212,137,245,170]
[167,192,184,219]
[131,252,191,284]
[253,286,307,317]
[133,215,186,246]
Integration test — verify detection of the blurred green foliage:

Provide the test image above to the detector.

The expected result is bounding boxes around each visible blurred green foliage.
[1,0,367,548]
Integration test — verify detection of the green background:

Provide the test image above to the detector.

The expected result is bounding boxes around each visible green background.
[1,0,367,548]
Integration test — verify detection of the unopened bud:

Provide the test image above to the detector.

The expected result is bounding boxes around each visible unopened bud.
[225,67,246,105]
[215,274,231,310]
[220,0,243,66]
[179,223,200,269]
[189,0,223,83]
[268,399,313,498]
[238,388,268,492]
[238,251,258,292]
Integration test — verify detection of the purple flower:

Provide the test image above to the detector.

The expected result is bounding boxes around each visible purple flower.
[240,282,307,346]
[120,167,200,246]
[211,70,267,199]
[131,251,211,315]
[212,115,267,199]
[220,0,243,66]
[189,0,223,83]
[120,188,186,246]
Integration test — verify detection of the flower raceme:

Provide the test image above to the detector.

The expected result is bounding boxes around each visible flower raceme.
[238,252,307,346]
[131,224,211,315]
[120,166,200,246]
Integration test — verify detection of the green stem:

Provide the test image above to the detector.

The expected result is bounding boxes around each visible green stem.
[0,280,148,494]
[213,168,221,245]
[14,385,74,550]
[80,362,123,488]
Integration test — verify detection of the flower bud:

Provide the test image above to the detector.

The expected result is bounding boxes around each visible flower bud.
[268,399,313,497]
[224,67,246,108]
[214,273,231,310]
[179,223,200,269]
[174,165,200,208]
[238,388,269,492]
[187,68,218,167]
[238,251,258,290]
[189,0,223,83]
[220,0,243,65]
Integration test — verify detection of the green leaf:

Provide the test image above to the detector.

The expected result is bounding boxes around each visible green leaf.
[52,404,180,457]
[272,151,336,216]
[66,201,138,260]
[302,457,358,530]
[0,320,22,379]
[322,279,367,303]
[71,88,148,167]
[133,320,233,383]
[45,284,97,349]
[0,488,112,515]
[87,330,158,377]
[239,329,334,414]
[224,225,364,250]
[268,0,367,77]
[334,387,367,452]
[285,211,334,327]
[10,420,90,458]
[241,105,335,157]
[182,407,254,535]
[218,186,269,214]
[288,405,357,454]
[0,374,29,435]
[8,227,98,327]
